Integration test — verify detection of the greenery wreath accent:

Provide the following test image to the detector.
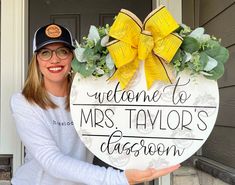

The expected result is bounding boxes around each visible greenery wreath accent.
[172,24,229,80]
[72,12,229,82]
[71,25,115,78]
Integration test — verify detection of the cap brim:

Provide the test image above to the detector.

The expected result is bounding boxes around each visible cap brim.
[34,40,75,52]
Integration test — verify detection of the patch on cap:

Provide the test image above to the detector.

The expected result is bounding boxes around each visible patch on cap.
[45,24,62,38]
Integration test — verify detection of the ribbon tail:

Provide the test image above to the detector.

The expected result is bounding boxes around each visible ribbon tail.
[109,59,139,89]
[145,54,172,89]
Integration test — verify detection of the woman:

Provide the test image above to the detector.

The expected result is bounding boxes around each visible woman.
[10,23,180,185]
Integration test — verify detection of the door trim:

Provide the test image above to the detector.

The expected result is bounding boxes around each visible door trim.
[152,1,182,185]
[0,0,28,172]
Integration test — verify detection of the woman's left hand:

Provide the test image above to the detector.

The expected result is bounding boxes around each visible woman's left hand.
[125,164,180,184]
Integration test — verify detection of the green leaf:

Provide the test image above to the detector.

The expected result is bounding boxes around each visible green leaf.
[199,52,209,69]
[204,56,218,71]
[181,36,200,53]
[172,49,181,61]
[88,25,100,44]
[200,34,210,43]
[190,52,201,72]
[73,60,96,77]
[101,35,109,47]
[74,47,86,62]
[174,26,183,34]
[206,39,220,48]
[171,49,187,73]
[189,27,205,39]
[95,67,105,75]
[205,60,224,80]
[205,46,229,64]
[177,24,191,37]
[98,26,106,37]
[94,39,103,53]
[83,48,100,61]
[71,58,80,72]
[200,71,213,77]
[83,48,94,59]
[184,52,192,62]
[105,53,115,70]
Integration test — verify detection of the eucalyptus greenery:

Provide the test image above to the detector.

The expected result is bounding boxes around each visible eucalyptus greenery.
[72,24,229,81]
[172,24,229,80]
[71,24,115,77]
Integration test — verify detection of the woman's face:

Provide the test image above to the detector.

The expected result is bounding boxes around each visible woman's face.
[37,42,73,85]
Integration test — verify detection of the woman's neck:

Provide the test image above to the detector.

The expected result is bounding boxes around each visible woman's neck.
[44,79,68,97]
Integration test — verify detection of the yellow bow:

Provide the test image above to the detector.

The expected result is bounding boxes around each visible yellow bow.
[106,6,182,89]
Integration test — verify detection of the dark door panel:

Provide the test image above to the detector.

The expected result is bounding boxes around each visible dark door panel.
[29,0,152,56]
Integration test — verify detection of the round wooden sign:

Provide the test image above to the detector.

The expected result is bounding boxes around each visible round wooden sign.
[70,64,219,170]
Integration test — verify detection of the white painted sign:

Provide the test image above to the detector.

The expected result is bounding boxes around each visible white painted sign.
[70,63,219,170]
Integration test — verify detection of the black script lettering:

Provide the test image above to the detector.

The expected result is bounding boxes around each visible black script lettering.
[159,110,166,130]
[136,109,147,129]
[135,90,162,102]
[148,143,157,155]
[80,108,93,127]
[87,82,162,104]
[197,110,208,131]
[80,108,114,128]
[147,110,160,129]
[87,91,105,103]
[104,109,115,128]
[167,110,180,130]
[164,78,191,105]
[156,143,165,156]
[126,109,137,129]
[106,89,114,102]
[181,110,192,130]
[165,145,185,156]
[126,108,197,131]
[127,109,166,130]
[100,130,185,157]
[120,89,135,102]
[94,108,104,128]
[100,130,123,154]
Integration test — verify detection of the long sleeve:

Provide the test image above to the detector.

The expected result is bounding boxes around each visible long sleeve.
[10,93,128,185]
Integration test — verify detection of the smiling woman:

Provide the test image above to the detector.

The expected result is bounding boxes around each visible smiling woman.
[36,43,73,96]
[22,23,75,110]
[9,23,180,185]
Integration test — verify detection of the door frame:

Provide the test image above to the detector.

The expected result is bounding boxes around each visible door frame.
[0,0,28,172]
[0,1,182,185]
[154,3,182,185]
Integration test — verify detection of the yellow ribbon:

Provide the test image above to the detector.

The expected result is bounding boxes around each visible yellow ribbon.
[106,5,183,89]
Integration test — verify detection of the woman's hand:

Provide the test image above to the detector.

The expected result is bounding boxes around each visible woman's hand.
[125,164,180,185]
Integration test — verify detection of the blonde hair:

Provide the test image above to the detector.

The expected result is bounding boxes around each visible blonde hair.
[22,54,72,110]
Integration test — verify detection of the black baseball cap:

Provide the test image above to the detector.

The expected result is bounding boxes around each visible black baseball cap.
[33,23,75,52]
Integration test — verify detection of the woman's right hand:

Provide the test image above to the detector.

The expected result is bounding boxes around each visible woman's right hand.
[125,164,180,185]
